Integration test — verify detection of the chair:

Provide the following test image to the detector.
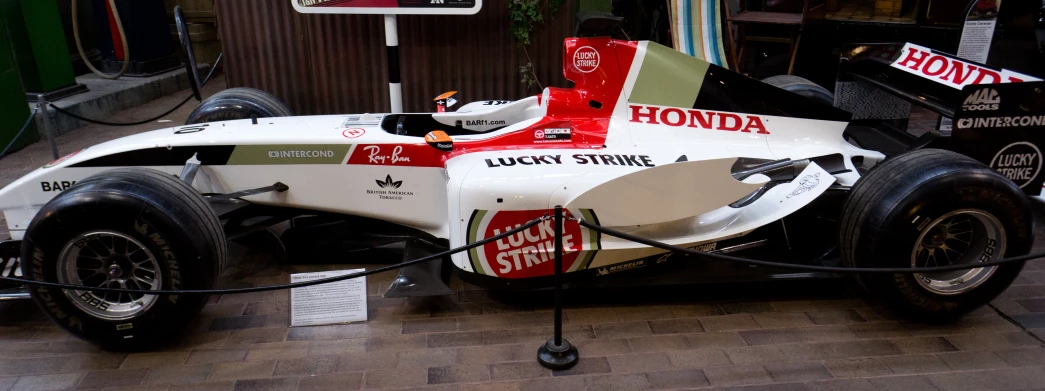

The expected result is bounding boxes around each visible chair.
[669,0,732,68]
[727,0,817,74]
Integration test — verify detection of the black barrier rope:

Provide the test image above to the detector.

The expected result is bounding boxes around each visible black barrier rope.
[576,219,1045,273]
[48,54,223,127]
[51,96,195,127]
[5,214,1043,296]
[0,215,546,295]
[0,109,38,161]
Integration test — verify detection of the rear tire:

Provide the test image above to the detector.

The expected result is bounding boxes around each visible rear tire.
[185,87,293,124]
[761,75,835,106]
[21,168,225,350]
[839,149,1032,321]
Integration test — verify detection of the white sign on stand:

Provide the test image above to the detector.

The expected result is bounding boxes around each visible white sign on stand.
[290,269,368,327]
[956,0,1003,64]
[939,0,1003,132]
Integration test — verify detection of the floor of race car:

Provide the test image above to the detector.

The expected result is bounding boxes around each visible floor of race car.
[1,87,1044,390]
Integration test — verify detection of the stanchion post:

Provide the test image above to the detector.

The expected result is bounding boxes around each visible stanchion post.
[537,205,579,370]
[36,95,58,159]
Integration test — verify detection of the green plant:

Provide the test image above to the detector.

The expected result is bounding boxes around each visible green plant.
[508,0,566,90]
[509,0,543,47]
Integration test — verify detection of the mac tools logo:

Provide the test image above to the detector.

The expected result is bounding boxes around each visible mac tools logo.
[367,175,413,200]
[990,142,1042,188]
[963,88,1000,111]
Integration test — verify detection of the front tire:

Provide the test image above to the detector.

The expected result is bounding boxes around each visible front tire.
[21,168,225,350]
[839,149,1033,321]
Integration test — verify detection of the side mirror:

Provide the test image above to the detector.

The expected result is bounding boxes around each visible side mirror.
[434,91,458,112]
[425,131,453,152]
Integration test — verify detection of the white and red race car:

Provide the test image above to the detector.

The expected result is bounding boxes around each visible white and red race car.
[0,37,1042,349]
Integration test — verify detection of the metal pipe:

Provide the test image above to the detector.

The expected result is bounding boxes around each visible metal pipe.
[36,95,58,160]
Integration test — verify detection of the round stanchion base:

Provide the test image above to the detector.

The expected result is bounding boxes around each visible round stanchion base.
[537,338,579,370]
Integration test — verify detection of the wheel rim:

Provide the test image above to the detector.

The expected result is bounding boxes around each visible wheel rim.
[57,231,162,321]
[910,209,1005,295]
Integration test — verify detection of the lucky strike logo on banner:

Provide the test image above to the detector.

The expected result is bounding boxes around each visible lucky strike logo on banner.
[470,209,593,279]
[890,43,1041,89]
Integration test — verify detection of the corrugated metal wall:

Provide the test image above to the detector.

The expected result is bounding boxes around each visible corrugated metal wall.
[214,0,576,114]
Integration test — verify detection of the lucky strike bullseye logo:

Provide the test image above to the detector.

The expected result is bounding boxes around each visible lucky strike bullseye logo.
[990,142,1042,188]
[573,46,600,73]
[467,209,599,279]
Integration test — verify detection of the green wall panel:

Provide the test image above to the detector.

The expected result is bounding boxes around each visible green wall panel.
[0,15,36,153]
[0,0,76,93]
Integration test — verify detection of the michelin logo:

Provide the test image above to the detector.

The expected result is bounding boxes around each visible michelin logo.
[596,260,646,276]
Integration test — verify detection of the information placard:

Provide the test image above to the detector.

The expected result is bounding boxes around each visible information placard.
[939,0,1003,131]
[290,269,368,327]
[957,0,1002,64]
[292,0,481,15]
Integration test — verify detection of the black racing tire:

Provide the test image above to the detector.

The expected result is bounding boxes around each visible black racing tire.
[840,149,1033,321]
[20,168,226,350]
[185,87,293,125]
[761,75,835,106]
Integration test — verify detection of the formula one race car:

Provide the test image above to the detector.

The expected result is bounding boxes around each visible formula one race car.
[1,37,1043,349]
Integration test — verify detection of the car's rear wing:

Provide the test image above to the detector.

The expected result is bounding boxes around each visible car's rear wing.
[835,42,1045,196]
[835,42,1040,120]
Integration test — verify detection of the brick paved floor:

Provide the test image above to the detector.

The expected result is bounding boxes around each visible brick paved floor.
[1,95,1044,390]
